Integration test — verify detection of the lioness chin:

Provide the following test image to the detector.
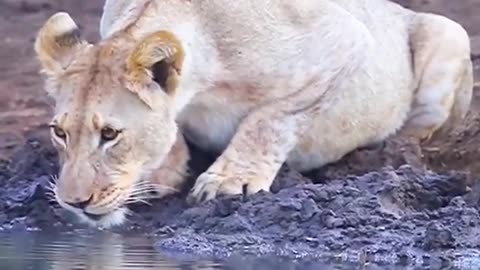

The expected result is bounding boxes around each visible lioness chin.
[34,0,473,228]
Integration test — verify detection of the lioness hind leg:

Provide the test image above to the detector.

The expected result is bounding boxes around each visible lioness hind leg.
[401,13,473,142]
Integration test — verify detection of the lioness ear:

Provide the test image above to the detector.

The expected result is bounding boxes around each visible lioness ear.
[125,31,185,108]
[34,12,89,76]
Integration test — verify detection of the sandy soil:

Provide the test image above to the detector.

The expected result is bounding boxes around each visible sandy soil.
[1,0,480,268]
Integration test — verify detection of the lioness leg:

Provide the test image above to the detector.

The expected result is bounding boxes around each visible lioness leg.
[186,103,305,203]
[400,13,473,142]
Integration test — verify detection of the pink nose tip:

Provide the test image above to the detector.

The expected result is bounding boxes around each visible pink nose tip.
[64,195,93,210]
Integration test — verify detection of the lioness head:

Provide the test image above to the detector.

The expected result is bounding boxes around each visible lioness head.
[34,12,185,228]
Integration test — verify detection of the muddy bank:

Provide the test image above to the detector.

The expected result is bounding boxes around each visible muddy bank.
[1,134,480,269]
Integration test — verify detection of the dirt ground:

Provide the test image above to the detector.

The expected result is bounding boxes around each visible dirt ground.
[1,0,480,267]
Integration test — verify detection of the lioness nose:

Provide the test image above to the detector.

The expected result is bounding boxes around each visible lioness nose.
[65,195,93,210]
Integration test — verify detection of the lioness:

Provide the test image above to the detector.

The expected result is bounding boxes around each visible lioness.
[34,0,473,228]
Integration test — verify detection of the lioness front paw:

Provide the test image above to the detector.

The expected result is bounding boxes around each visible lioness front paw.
[186,172,223,204]
[186,172,270,204]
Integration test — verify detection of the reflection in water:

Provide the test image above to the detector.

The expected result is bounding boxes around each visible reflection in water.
[0,231,361,270]
[0,231,223,270]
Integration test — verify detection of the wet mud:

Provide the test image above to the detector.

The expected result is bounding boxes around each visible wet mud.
[1,134,480,269]
[1,0,480,268]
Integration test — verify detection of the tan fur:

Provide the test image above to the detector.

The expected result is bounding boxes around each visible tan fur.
[34,13,89,78]
[126,31,185,107]
[35,0,473,228]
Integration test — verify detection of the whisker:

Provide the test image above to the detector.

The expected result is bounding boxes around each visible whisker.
[44,191,55,198]
[131,193,160,199]
[127,193,161,201]
[132,191,157,196]
[128,187,154,194]
[129,195,157,201]
[127,192,156,199]
[49,174,59,184]
[45,179,58,193]
[123,208,135,218]
[43,179,60,205]
[124,198,152,206]
[131,182,156,189]
[46,198,57,204]
[130,185,158,191]
[44,190,55,197]
[45,183,56,190]
[147,182,179,190]
[44,194,58,204]
[130,184,158,190]
[126,193,161,202]
[134,182,179,192]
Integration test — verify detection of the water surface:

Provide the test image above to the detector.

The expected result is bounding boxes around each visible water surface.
[0,231,361,270]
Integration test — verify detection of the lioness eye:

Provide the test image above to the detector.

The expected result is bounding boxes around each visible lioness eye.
[101,127,119,141]
[51,125,66,140]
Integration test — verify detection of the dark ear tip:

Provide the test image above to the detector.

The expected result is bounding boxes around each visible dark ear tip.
[54,28,83,47]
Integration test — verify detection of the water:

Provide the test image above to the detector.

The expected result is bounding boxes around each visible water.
[0,231,361,270]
